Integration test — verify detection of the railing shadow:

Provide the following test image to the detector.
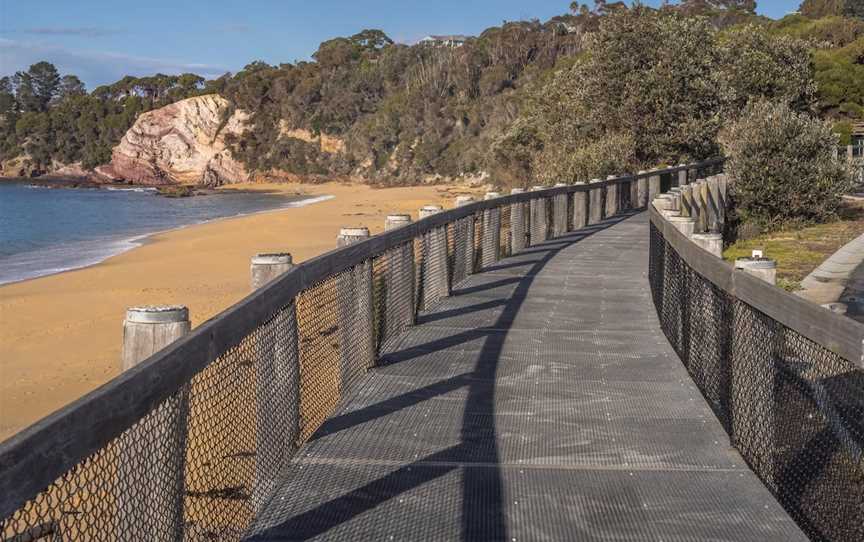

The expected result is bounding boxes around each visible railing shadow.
[246,210,641,541]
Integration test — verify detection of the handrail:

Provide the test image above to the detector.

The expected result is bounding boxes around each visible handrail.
[0,158,723,531]
[649,205,864,367]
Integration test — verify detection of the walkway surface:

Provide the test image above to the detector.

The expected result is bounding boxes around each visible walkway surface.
[250,212,806,541]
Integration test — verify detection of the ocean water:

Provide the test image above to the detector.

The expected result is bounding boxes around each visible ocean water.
[0,182,332,286]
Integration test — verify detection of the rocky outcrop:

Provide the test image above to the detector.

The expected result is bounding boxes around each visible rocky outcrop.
[100,94,251,186]
[280,124,346,154]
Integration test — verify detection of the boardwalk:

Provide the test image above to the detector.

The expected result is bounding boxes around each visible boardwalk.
[249,212,807,541]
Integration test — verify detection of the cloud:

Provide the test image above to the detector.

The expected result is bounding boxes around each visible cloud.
[17,27,120,38]
[0,38,231,88]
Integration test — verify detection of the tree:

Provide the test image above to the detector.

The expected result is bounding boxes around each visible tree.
[14,62,60,112]
[720,100,855,230]
[57,75,86,102]
[799,0,863,18]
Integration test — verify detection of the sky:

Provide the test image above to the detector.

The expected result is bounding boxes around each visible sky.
[1,0,804,89]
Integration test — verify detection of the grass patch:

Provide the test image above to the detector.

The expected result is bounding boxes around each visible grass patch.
[723,199,864,291]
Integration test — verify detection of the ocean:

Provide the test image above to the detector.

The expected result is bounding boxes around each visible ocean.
[0,182,332,286]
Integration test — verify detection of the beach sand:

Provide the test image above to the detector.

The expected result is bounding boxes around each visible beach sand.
[0,181,472,441]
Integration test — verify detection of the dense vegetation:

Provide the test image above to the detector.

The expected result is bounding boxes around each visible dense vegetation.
[0,0,861,201]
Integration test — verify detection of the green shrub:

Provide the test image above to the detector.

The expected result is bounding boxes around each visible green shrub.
[720,100,855,230]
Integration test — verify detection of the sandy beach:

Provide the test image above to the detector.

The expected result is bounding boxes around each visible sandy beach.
[0,181,471,441]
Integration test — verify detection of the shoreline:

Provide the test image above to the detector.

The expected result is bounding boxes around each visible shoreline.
[0,190,334,287]
[0,180,468,441]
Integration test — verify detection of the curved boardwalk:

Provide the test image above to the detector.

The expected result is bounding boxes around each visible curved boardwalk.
[250,212,806,541]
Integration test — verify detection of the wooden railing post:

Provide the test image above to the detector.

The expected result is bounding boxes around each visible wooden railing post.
[119,306,191,542]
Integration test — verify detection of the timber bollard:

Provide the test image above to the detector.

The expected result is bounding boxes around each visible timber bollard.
[735,255,777,286]
[336,227,375,391]
[668,216,697,237]
[648,172,661,202]
[382,215,415,342]
[385,214,411,231]
[605,175,619,217]
[588,179,604,225]
[482,193,502,266]
[677,164,688,187]
[453,197,476,282]
[572,187,589,230]
[680,184,693,217]
[692,232,723,258]
[530,186,549,244]
[706,176,722,232]
[119,305,191,541]
[455,195,475,207]
[249,253,300,512]
[418,205,449,309]
[637,171,649,208]
[552,183,569,237]
[510,188,528,253]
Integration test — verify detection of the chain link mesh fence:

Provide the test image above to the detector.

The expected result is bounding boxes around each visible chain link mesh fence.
[649,220,864,542]
[2,168,731,541]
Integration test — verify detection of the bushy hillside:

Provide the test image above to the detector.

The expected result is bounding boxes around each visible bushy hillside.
[0,1,861,183]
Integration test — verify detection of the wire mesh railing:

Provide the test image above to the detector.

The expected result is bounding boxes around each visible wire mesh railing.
[1,160,721,541]
[649,203,864,542]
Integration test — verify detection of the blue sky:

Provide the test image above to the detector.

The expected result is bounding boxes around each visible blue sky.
[1,0,803,89]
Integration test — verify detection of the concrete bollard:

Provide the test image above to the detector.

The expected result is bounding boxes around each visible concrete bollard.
[529,185,549,244]
[691,232,723,258]
[572,188,589,230]
[250,253,294,290]
[119,305,192,540]
[735,256,777,286]
[648,172,661,202]
[668,216,697,237]
[249,254,300,512]
[605,175,619,217]
[455,195,475,207]
[417,205,449,309]
[588,179,604,225]
[385,214,412,231]
[637,171,649,208]
[510,188,528,254]
[677,164,688,187]
[336,227,375,391]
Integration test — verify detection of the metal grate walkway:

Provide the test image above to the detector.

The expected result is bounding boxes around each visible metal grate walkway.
[248,212,807,541]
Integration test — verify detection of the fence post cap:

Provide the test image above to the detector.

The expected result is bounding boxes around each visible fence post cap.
[553,182,567,187]
[339,227,370,237]
[251,252,293,266]
[590,178,602,184]
[125,305,189,324]
[455,195,475,206]
[510,188,525,194]
[484,192,502,200]
[530,185,547,191]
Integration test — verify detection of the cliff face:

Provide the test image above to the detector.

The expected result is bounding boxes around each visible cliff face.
[99,94,251,186]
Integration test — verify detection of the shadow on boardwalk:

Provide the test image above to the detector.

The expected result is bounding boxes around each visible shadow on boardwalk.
[247,210,805,542]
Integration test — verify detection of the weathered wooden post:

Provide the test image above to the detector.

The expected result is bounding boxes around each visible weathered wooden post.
[510,188,528,254]
[249,253,300,512]
[735,254,777,286]
[706,176,721,232]
[691,232,723,258]
[648,171,662,202]
[418,205,448,309]
[119,305,191,541]
[588,179,604,225]
[677,164,688,187]
[336,227,375,390]
[693,180,707,232]
[529,186,549,244]
[482,192,502,267]
[572,186,589,230]
[605,175,619,217]
[552,183,569,237]
[637,171,649,208]
[382,215,415,343]
[680,184,693,218]
[453,196,476,284]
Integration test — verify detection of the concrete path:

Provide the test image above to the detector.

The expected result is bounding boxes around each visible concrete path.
[249,212,806,541]
[798,231,864,309]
